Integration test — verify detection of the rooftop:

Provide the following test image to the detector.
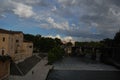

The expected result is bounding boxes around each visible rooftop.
[10,56,41,76]
[0,28,23,34]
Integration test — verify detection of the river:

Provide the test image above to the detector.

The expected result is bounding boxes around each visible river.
[47,57,120,80]
[47,70,120,80]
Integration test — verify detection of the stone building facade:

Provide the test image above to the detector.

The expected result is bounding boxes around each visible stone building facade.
[0,29,33,62]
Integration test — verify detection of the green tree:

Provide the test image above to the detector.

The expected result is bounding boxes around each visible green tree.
[55,38,63,47]
[66,42,73,47]
[24,34,63,53]
[24,34,35,42]
[48,47,64,64]
[100,38,113,47]
[114,31,120,47]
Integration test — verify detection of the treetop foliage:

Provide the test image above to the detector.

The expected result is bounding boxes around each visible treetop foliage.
[24,34,63,52]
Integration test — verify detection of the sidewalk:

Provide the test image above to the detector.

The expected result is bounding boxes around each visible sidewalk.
[10,58,53,80]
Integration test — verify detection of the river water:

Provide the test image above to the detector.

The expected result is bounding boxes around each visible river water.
[47,70,120,80]
[47,57,120,80]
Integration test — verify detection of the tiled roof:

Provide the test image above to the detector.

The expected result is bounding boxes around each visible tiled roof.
[10,56,41,76]
[10,60,23,76]
[0,28,23,34]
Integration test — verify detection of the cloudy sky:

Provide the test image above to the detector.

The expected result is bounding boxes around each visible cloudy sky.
[0,0,120,41]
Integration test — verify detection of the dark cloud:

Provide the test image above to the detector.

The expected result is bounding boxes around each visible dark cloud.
[109,0,120,6]
[56,0,120,40]
[0,0,120,41]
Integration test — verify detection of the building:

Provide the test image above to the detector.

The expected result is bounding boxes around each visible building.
[0,29,33,62]
[64,46,72,56]
[63,42,75,56]
[0,55,11,80]
[22,41,33,59]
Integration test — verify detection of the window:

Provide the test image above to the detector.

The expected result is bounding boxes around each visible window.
[15,50,18,54]
[29,46,32,48]
[16,40,19,43]
[3,37,5,42]
[2,50,4,55]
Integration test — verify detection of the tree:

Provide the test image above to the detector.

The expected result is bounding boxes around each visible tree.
[48,47,64,64]
[24,34,35,42]
[55,38,63,47]
[24,34,63,53]
[114,31,120,46]
[100,38,113,47]
[66,42,73,47]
